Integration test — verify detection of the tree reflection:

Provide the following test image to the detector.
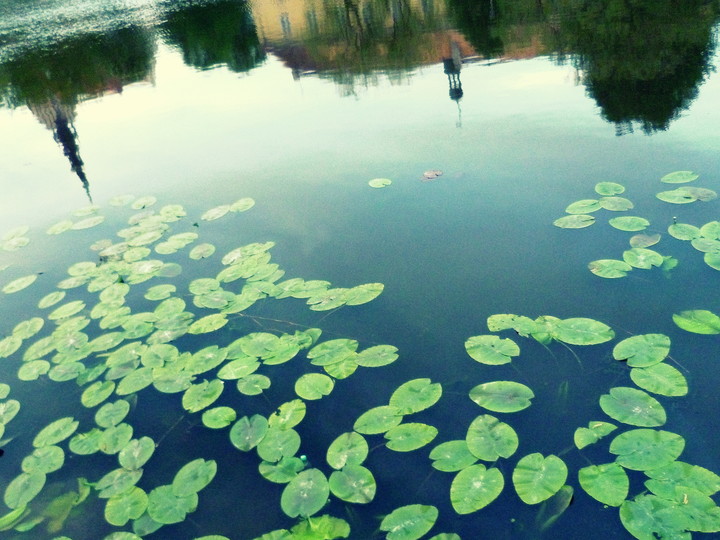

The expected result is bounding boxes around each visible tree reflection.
[555,0,719,134]
[162,0,265,73]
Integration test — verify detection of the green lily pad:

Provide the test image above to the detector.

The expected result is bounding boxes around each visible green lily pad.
[599,196,634,211]
[588,259,632,278]
[257,427,301,462]
[202,205,231,221]
[230,415,268,452]
[3,274,37,294]
[610,429,685,470]
[189,243,216,260]
[18,359,50,381]
[117,367,154,395]
[450,464,504,514]
[369,178,392,188]
[295,373,334,400]
[147,485,198,524]
[657,187,700,204]
[329,465,376,503]
[623,248,663,269]
[629,233,661,248]
[384,423,438,452]
[578,463,629,507]
[69,429,103,455]
[469,381,534,413]
[49,300,86,320]
[144,285,176,301]
[119,437,156,470]
[668,223,700,240]
[610,217,650,232]
[172,459,217,497]
[0,398,20,424]
[613,334,670,367]
[13,317,44,339]
[0,335,22,359]
[389,379,442,414]
[230,197,255,212]
[237,374,271,395]
[429,440,478,472]
[353,405,403,435]
[466,414,519,461]
[553,215,595,229]
[182,380,224,413]
[33,417,79,447]
[38,291,66,309]
[599,387,666,427]
[645,461,720,498]
[345,283,384,305]
[21,445,65,474]
[105,486,148,526]
[565,199,601,214]
[465,335,520,365]
[326,432,369,469]
[512,453,568,505]
[355,345,398,367]
[95,400,131,428]
[672,310,720,334]
[595,182,625,195]
[4,472,46,509]
[81,381,116,408]
[551,317,615,345]
[380,504,438,540]
[202,407,237,429]
[47,219,74,234]
[661,171,699,183]
[630,363,688,397]
[280,469,329,518]
[259,457,305,484]
[187,314,228,334]
[619,494,690,540]
[99,423,134,454]
[573,421,616,449]
[704,252,720,271]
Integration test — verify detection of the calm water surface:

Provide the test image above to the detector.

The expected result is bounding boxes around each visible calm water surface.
[2,1,720,539]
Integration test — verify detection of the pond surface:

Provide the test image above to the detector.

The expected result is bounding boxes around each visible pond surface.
[2,1,720,539]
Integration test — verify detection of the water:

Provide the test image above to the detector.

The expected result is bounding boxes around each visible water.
[2,1,720,539]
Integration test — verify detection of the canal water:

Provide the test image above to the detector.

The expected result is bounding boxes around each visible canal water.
[1,1,720,539]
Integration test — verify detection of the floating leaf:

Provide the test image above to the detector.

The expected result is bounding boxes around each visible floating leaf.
[389,379,442,414]
[202,205,231,221]
[21,445,64,474]
[105,486,148,526]
[119,437,156,470]
[356,345,398,367]
[466,414,519,461]
[705,252,720,271]
[71,215,105,229]
[345,283,384,305]
[38,291,66,309]
[672,310,720,334]
[295,373,334,400]
[657,187,700,204]
[465,335,520,365]
[182,380,224,413]
[81,381,116,408]
[147,485,197,524]
[668,223,700,240]
[202,407,237,429]
[578,463,629,507]
[189,243,216,260]
[69,429,103,455]
[4,472,46,509]
[565,199,600,214]
[131,196,157,209]
[645,461,720,498]
[259,457,305,484]
[619,494,689,540]
[237,374,271,395]
[0,335,21,359]
[188,314,228,334]
[573,421,616,449]
[230,415,268,452]
[599,196,634,211]
[551,317,614,345]
[380,504,438,540]
[553,215,595,229]
[2,274,37,294]
[599,387,666,427]
[329,465,376,503]
[95,400,131,428]
[595,182,625,195]
[145,285,176,301]
[450,464,504,514]
[33,417,79,447]
[384,423,438,452]
[661,171,699,183]
[281,469,329,518]
[630,363,688,397]
[353,405,403,435]
[610,429,685,470]
[610,216,650,232]
[99,423,134,454]
[630,233,661,248]
[268,400,306,430]
[47,219,74,235]
[369,178,392,188]
[230,197,255,212]
[623,248,663,269]
[613,334,670,367]
[172,459,217,497]
[429,440,478,472]
[513,453,568,505]
[588,259,632,278]
[469,381,534,413]
[327,432,368,469]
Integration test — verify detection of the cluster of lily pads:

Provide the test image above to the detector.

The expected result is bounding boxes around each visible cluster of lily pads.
[553,171,720,278]
[464,313,720,539]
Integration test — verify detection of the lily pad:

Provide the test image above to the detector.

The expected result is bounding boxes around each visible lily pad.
[189,243,216,260]
[356,345,398,367]
[553,215,595,229]
[95,400,131,428]
[551,317,614,345]
[119,437,156,470]
[182,380,224,413]
[672,310,720,334]
[668,223,701,240]
[33,417,79,447]
[389,378,442,414]
[280,469,329,518]
[147,485,198,524]
[466,414,519,461]
[202,407,237,429]
[657,187,700,204]
[380,504,438,540]
[469,381,534,413]
[450,464,504,514]
[4,472,46,509]
[384,423,438,452]
[202,205,231,221]
[268,400,306,430]
[599,196,634,211]
[259,456,305,484]
[630,363,688,397]
[230,197,255,212]
[609,429,685,470]
[613,334,670,367]
[429,440,477,472]
[172,458,217,497]
[295,373,334,400]
[105,486,148,526]
[257,427,301,462]
[21,445,65,474]
[237,374,271,395]
[610,217,650,232]
[623,248,663,269]
[2,274,37,294]
[595,182,625,195]
[645,461,720,498]
[465,335,520,365]
[187,314,228,334]
[630,233,661,248]
[345,283,384,305]
[353,405,403,435]
[369,178,392,188]
[565,199,601,214]
[230,415,268,452]
[573,421,617,449]
[619,494,690,540]
[588,259,632,278]
[512,453,568,505]
[661,171,699,183]
[329,465,376,503]
[578,463,629,507]
[326,432,368,469]
[599,387,666,427]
